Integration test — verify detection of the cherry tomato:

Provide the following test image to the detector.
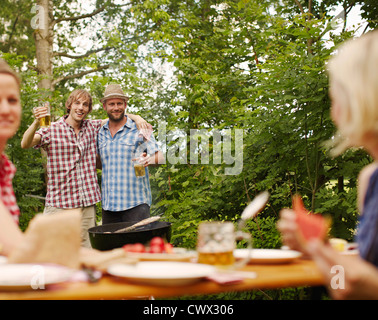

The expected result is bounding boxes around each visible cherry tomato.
[122,244,133,252]
[149,244,164,254]
[131,243,146,253]
[123,243,145,253]
[149,237,165,250]
[164,243,174,254]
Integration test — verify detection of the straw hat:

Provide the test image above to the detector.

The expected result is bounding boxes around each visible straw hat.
[100,84,129,103]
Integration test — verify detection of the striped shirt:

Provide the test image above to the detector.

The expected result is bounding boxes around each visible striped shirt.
[35,116,102,208]
[0,153,20,223]
[97,116,159,211]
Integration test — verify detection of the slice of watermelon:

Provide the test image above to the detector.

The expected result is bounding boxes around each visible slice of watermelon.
[292,195,328,242]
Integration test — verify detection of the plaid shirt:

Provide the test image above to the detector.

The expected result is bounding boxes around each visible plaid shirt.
[97,117,159,211]
[0,153,20,223]
[35,116,102,208]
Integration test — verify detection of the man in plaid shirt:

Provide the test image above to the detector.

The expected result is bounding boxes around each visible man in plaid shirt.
[97,84,163,224]
[21,89,148,247]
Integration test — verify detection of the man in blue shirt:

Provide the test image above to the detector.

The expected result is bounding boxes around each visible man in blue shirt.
[97,84,163,224]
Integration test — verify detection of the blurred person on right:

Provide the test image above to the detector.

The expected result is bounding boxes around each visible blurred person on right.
[278,30,378,299]
[307,240,378,300]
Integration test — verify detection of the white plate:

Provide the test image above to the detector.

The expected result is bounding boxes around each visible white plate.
[0,256,7,265]
[234,249,302,264]
[107,261,215,286]
[0,264,74,291]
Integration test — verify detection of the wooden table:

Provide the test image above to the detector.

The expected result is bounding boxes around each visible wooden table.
[0,259,324,300]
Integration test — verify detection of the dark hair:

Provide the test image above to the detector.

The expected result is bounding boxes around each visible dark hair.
[65,89,93,115]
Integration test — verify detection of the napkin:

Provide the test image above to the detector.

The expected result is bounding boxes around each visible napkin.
[207,270,257,285]
[8,209,82,269]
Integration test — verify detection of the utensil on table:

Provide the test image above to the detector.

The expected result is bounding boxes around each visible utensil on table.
[241,191,270,221]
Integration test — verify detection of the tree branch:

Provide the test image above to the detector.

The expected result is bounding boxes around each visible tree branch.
[5,14,20,52]
[52,2,131,26]
[294,0,305,14]
[52,4,108,26]
[52,65,110,86]
[53,47,114,59]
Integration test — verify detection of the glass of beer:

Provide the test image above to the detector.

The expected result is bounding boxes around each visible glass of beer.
[133,158,145,177]
[39,102,51,127]
[197,221,251,269]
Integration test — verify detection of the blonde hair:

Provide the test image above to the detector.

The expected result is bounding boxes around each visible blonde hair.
[65,89,92,115]
[327,30,378,156]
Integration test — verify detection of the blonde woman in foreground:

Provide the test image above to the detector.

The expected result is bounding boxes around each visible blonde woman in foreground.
[0,59,24,256]
[278,30,378,299]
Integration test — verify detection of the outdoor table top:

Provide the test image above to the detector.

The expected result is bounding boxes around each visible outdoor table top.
[0,259,324,300]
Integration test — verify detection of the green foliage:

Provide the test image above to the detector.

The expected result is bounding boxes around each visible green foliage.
[172,286,327,300]
[1,0,374,300]
[357,0,378,29]
[143,0,369,254]
[246,216,283,249]
[0,1,35,58]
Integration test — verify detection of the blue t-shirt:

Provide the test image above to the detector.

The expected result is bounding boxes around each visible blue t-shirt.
[97,117,159,211]
[357,167,378,267]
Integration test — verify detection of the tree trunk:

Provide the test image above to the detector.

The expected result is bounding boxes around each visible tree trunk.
[34,0,53,95]
[33,0,53,187]
[338,176,344,193]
